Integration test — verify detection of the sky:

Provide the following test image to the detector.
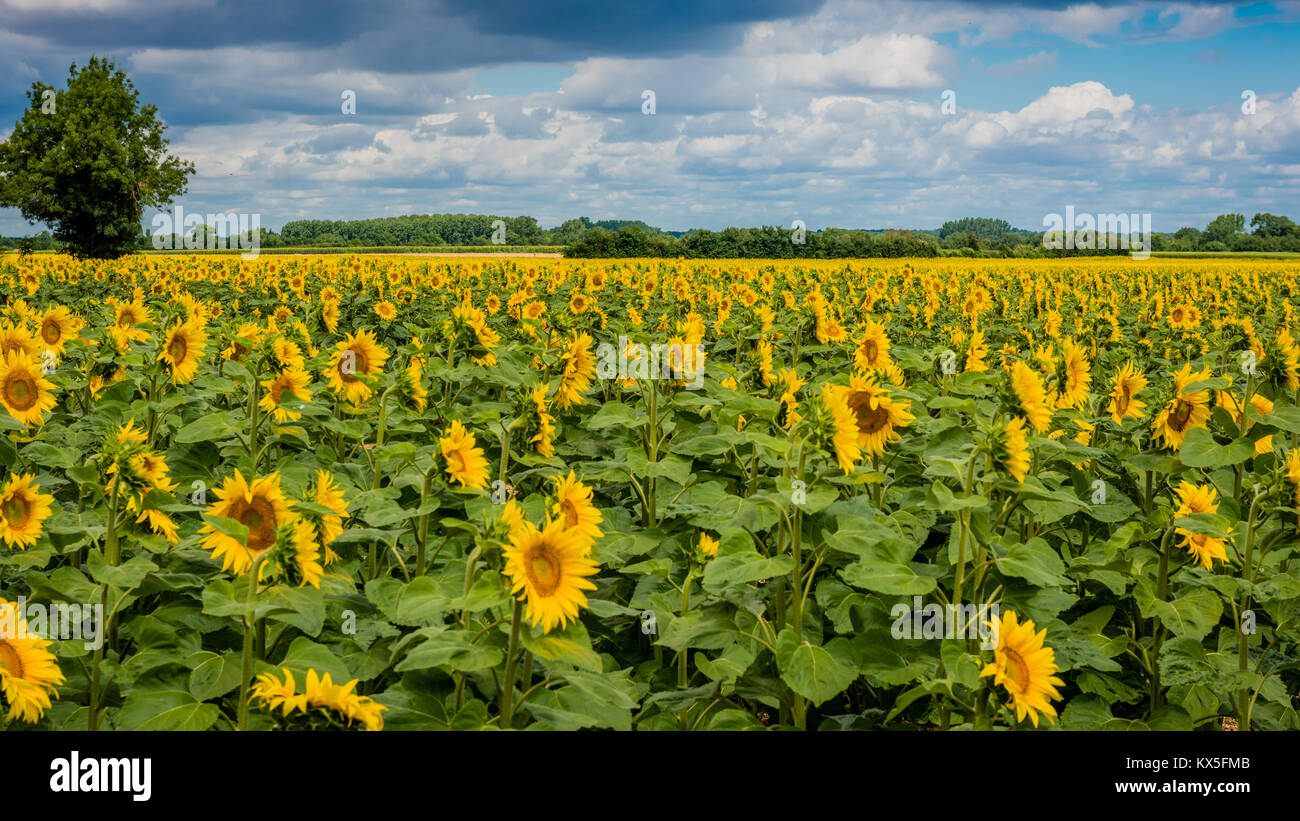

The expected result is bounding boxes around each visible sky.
[0,0,1298,235]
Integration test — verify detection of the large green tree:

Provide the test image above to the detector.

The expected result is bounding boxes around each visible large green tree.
[0,56,193,259]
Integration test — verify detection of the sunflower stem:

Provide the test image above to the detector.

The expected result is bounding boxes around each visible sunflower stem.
[1237,490,1263,729]
[678,565,694,730]
[500,599,524,729]
[415,463,437,576]
[1148,525,1175,715]
[237,552,270,732]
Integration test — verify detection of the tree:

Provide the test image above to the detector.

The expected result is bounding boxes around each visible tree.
[0,56,193,259]
[1250,213,1298,238]
[1203,213,1245,246]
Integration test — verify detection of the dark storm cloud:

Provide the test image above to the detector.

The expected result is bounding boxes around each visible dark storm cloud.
[1,0,827,70]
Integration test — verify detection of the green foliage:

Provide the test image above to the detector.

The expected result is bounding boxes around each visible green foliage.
[0,56,193,259]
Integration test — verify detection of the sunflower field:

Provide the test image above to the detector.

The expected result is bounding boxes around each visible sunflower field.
[2,253,1300,732]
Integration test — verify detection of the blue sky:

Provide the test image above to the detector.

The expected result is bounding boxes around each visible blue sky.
[1,0,1298,235]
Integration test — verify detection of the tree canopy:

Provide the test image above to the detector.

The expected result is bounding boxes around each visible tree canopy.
[0,56,193,259]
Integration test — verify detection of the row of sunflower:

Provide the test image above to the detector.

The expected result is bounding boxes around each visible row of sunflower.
[1,253,1299,731]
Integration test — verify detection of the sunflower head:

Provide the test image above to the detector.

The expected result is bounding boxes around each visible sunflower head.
[440,420,490,490]
[0,473,55,550]
[0,598,66,723]
[503,517,600,634]
[0,350,57,428]
[199,471,292,575]
[980,608,1064,727]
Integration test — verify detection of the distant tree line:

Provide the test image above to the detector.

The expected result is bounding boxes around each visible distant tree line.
[564,225,939,258]
[6,210,1299,257]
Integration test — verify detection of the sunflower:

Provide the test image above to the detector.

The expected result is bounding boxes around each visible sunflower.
[1009,361,1052,434]
[998,417,1031,483]
[0,323,40,363]
[1286,450,1300,514]
[1169,302,1199,330]
[253,668,386,731]
[159,320,208,384]
[551,471,603,553]
[112,299,152,343]
[252,667,307,717]
[199,471,292,575]
[277,513,324,589]
[1152,364,1212,451]
[1055,338,1091,410]
[696,533,719,562]
[964,329,989,373]
[136,507,180,545]
[527,382,557,458]
[836,373,914,458]
[853,320,892,372]
[1218,390,1274,455]
[0,474,55,550]
[402,358,428,414]
[321,299,340,334]
[272,337,305,371]
[374,300,397,321]
[440,420,490,489]
[310,470,348,564]
[324,330,389,406]
[1107,362,1148,425]
[301,669,386,730]
[555,332,596,409]
[0,350,57,428]
[36,305,82,355]
[259,368,313,423]
[0,598,65,723]
[503,517,599,633]
[814,308,847,344]
[980,609,1065,727]
[1173,481,1229,570]
[820,382,861,473]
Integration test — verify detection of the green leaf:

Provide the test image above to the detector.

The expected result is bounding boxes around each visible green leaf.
[1136,583,1223,640]
[995,538,1069,588]
[775,628,858,706]
[276,637,353,683]
[396,629,503,673]
[842,560,937,595]
[118,666,220,731]
[188,651,242,700]
[86,551,157,591]
[174,413,235,443]
[702,552,793,591]
[1177,427,1253,468]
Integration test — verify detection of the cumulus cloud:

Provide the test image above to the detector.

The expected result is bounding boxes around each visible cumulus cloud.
[1,0,1299,235]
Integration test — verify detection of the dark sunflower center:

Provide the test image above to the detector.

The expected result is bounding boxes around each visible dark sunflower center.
[1003,647,1029,693]
[864,340,878,363]
[3,494,31,526]
[169,336,187,362]
[0,639,25,678]
[4,373,38,411]
[527,544,562,596]
[846,391,890,435]
[235,498,277,553]
[41,321,61,344]
[561,499,579,529]
[1169,399,1193,431]
[339,348,369,383]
